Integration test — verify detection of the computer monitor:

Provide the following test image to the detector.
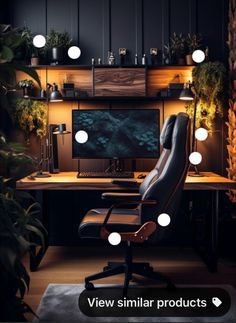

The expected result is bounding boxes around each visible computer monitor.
[72,109,160,159]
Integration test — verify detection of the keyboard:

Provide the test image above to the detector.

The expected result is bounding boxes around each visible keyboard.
[77,171,134,178]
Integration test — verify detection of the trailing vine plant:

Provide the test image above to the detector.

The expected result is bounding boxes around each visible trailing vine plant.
[186,61,228,130]
[227,0,236,203]
[13,98,47,142]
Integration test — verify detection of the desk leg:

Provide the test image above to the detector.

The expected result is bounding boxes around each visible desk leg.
[207,190,219,272]
[30,190,49,272]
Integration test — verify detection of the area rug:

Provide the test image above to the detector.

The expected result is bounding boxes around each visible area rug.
[34,284,236,323]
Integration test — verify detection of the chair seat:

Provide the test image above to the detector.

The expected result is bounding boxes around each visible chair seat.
[79,208,140,238]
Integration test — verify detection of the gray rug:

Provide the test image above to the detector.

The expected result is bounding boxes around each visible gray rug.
[34,284,236,323]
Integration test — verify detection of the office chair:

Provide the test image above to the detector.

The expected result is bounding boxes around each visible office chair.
[79,112,190,294]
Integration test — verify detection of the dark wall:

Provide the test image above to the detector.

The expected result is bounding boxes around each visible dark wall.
[9,0,228,65]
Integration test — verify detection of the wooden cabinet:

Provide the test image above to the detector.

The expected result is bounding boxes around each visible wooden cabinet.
[19,65,193,101]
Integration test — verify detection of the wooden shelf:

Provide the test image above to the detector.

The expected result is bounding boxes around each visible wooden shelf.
[28,64,194,70]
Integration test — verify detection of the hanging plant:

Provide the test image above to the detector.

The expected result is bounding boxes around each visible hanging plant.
[13,98,47,140]
[186,61,228,130]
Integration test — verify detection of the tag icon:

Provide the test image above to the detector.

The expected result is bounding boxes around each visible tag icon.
[212,297,222,307]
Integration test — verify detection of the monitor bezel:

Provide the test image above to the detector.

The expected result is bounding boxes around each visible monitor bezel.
[72,108,160,159]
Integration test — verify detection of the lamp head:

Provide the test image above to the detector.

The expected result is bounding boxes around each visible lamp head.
[179,82,194,101]
[50,83,63,102]
[52,123,71,135]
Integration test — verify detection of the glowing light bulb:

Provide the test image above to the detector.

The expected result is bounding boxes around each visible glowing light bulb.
[75,130,88,144]
[108,232,121,246]
[195,128,208,141]
[157,213,171,227]
[189,152,202,165]
[33,35,46,48]
[192,50,205,63]
[68,46,81,59]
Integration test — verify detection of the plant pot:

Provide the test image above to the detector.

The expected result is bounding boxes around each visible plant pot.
[51,47,64,65]
[186,54,194,65]
[31,57,39,66]
[177,57,186,65]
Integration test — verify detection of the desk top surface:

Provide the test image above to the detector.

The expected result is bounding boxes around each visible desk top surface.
[16,171,236,191]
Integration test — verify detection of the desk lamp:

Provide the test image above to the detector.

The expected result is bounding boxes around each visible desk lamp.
[179,82,208,176]
[48,123,70,173]
[48,83,63,102]
[179,49,208,176]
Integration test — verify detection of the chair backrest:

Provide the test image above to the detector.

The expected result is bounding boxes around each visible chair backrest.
[140,112,190,243]
[139,114,177,195]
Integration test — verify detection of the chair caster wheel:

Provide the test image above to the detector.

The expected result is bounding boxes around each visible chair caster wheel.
[85,282,95,290]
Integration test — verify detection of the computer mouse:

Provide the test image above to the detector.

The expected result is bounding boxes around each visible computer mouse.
[137,174,146,179]
[27,175,36,180]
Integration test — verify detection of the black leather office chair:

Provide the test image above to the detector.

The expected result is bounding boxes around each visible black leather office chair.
[79,112,190,294]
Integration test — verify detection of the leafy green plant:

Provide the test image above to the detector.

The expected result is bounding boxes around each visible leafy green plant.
[0,24,41,90]
[170,32,186,59]
[45,29,72,49]
[0,179,47,321]
[14,99,47,140]
[185,33,202,54]
[0,132,36,179]
[186,61,228,130]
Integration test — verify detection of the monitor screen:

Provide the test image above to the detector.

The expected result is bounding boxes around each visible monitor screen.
[72,109,160,159]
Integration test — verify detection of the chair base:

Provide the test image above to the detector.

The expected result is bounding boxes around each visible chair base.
[85,243,175,295]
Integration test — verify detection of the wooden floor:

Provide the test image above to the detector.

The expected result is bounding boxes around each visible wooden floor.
[23,246,236,315]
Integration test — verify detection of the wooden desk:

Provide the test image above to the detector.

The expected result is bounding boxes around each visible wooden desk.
[16,172,236,272]
[17,171,236,191]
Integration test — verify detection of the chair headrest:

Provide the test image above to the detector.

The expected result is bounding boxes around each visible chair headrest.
[160,114,176,149]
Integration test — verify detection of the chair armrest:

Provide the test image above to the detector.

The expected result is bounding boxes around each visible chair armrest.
[102,192,141,202]
[100,200,157,243]
[102,199,156,227]
[111,179,138,187]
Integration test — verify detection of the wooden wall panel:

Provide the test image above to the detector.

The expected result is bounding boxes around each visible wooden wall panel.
[94,68,146,96]
[143,0,165,64]
[10,0,46,34]
[47,0,78,42]
[147,67,193,97]
[78,0,104,65]
[46,69,93,96]
[110,0,137,64]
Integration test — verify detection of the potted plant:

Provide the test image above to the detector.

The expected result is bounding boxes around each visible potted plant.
[170,32,186,65]
[0,177,46,321]
[17,79,34,97]
[163,43,174,65]
[0,24,41,94]
[45,29,72,65]
[13,98,47,143]
[185,33,202,65]
[186,61,228,130]
[20,26,39,65]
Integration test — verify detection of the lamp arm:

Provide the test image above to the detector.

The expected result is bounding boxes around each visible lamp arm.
[192,96,198,153]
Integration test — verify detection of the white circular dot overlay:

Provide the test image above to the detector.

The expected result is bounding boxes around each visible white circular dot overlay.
[189,152,202,165]
[157,213,171,227]
[68,46,81,59]
[33,35,46,48]
[108,232,121,246]
[192,50,205,63]
[195,128,208,141]
[75,130,88,144]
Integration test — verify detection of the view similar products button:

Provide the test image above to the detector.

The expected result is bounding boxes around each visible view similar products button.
[78,287,231,317]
